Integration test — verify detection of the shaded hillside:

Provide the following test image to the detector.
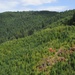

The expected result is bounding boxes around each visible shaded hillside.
[0,10,75,44]
[0,11,58,44]
[67,13,75,25]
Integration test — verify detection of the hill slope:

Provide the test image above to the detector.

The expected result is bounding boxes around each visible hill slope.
[0,9,75,75]
[0,10,75,44]
[0,25,75,75]
[0,11,58,44]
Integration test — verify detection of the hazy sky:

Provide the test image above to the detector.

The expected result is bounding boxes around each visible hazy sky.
[0,0,75,12]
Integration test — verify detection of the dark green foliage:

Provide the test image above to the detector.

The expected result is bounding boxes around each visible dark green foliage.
[0,11,58,44]
[0,9,75,75]
[67,13,75,25]
[0,10,75,44]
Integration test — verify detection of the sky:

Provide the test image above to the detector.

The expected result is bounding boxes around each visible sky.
[0,0,75,12]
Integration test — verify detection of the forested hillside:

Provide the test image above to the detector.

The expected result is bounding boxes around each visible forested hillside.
[0,9,75,75]
[0,10,75,44]
[0,11,58,44]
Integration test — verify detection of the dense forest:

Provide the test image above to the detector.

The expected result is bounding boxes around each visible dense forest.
[0,9,75,75]
[0,10,75,44]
